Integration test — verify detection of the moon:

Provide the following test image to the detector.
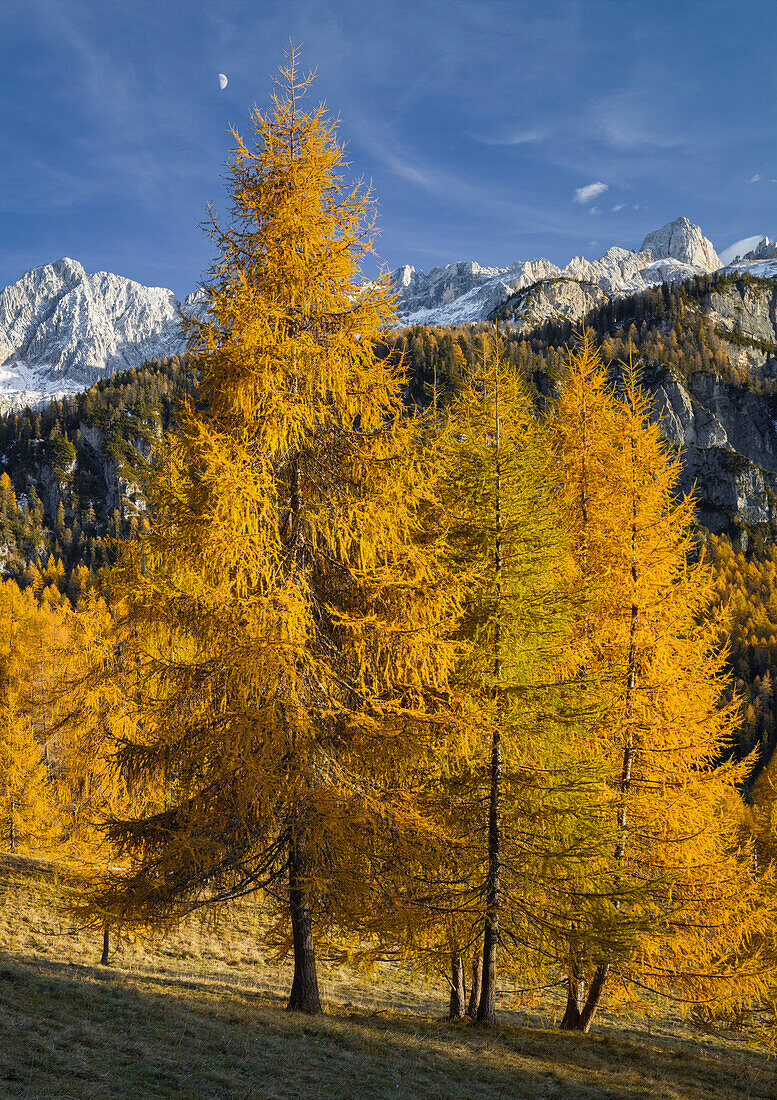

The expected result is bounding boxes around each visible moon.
[218,73,228,91]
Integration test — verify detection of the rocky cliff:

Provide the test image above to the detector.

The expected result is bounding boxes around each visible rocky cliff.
[494,272,777,543]
[640,216,722,271]
[0,258,201,410]
[648,278,777,541]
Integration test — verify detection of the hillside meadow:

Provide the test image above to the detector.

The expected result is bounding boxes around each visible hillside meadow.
[0,856,774,1100]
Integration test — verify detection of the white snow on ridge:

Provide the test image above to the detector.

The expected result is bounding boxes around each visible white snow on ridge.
[1,217,776,410]
[0,259,204,410]
[726,259,777,280]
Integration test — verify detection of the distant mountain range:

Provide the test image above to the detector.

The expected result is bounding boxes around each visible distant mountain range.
[0,219,775,410]
[389,218,777,328]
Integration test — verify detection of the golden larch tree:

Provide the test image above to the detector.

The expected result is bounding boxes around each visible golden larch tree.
[550,337,775,1031]
[79,50,465,1013]
[0,581,56,856]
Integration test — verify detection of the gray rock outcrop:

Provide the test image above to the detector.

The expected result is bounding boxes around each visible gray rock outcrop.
[640,217,721,272]
[0,259,202,410]
[644,279,777,535]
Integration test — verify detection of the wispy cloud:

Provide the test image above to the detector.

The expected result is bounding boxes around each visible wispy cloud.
[573,181,608,205]
[0,158,101,214]
[718,235,766,265]
[612,203,625,212]
[748,173,762,183]
[470,127,547,147]
[30,0,219,210]
[346,109,574,238]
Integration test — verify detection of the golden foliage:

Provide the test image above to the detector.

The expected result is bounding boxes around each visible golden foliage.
[74,54,467,987]
[550,336,775,1018]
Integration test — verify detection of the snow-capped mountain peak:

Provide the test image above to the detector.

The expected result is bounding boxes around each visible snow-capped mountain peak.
[639,216,721,271]
[390,218,767,329]
[0,259,192,409]
[1,217,774,410]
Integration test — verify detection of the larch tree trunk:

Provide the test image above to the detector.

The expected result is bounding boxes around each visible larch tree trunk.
[577,963,609,1033]
[287,832,322,1014]
[560,959,585,1030]
[477,327,503,1028]
[477,727,502,1025]
[467,952,482,1018]
[560,352,591,1036]
[571,383,639,1032]
[99,922,110,966]
[448,951,466,1019]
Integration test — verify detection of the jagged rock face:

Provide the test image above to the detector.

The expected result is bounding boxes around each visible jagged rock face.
[0,258,87,366]
[679,445,777,536]
[711,281,777,344]
[78,421,148,515]
[706,281,777,376]
[743,237,777,262]
[0,259,199,409]
[642,279,777,535]
[651,377,777,535]
[391,218,730,329]
[654,370,777,473]
[639,217,721,272]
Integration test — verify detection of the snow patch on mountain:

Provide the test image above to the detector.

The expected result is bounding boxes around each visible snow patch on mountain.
[0,259,205,410]
[392,219,776,329]
[726,259,777,280]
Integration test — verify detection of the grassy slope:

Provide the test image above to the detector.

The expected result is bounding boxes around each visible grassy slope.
[1,858,775,1100]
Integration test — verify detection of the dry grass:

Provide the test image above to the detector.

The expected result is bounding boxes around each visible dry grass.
[0,857,775,1099]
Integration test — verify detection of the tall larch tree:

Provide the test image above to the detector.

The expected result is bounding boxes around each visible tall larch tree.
[80,50,465,1014]
[439,334,570,1025]
[440,333,621,1025]
[373,332,611,1025]
[53,590,143,963]
[550,337,775,1032]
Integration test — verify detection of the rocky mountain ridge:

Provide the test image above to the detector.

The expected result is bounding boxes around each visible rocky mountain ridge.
[0,217,774,411]
[0,258,200,410]
[391,217,772,328]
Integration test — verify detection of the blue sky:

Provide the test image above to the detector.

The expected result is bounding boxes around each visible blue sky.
[0,0,775,297]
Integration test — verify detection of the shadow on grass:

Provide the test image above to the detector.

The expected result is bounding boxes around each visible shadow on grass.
[0,954,775,1100]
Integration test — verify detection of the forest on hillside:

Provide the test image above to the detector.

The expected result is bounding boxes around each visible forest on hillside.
[6,50,777,1047]
[2,280,776,771]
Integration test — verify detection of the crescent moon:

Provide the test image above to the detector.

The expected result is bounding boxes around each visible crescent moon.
[218,73,228,91]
